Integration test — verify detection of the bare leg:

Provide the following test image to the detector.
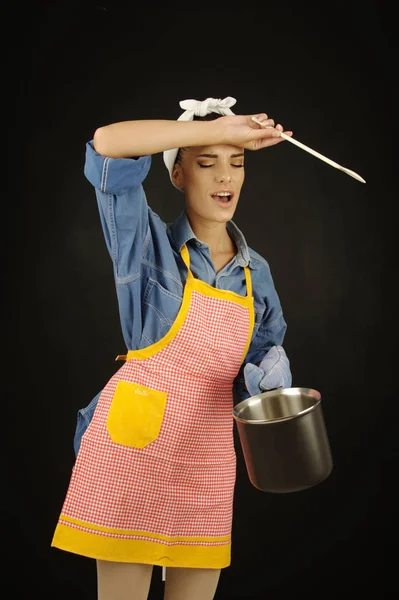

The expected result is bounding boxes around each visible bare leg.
[96,560,154,600]
[163,567,222,600]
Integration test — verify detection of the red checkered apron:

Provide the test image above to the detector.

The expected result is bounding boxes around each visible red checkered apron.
[52,243,254,569]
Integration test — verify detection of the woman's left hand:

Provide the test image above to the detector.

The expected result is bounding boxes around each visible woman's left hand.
[244,346,292,396]
[215,113,293,151]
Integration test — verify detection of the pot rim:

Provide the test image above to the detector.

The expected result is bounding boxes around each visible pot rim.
[232,386,321,424]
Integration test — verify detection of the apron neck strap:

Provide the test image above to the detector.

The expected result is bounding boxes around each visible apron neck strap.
[181,243,252,297]
[180,244,194,280]
[244,263,252,297]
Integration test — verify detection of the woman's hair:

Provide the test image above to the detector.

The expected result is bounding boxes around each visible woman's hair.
[174,113,220,166]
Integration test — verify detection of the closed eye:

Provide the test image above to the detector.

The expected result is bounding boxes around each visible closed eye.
[198,164,244,168]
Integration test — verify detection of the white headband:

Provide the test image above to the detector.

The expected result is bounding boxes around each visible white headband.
[163,97,237,191]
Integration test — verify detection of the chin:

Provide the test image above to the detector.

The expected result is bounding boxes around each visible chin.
[215,203,237,219]
[214,211,235,223]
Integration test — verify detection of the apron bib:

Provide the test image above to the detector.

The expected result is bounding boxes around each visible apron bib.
[52,243,255,569]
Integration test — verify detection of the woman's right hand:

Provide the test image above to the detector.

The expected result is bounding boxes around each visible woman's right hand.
[216,113,293,151]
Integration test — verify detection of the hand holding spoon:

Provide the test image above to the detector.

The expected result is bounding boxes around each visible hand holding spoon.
[251,116,366,183]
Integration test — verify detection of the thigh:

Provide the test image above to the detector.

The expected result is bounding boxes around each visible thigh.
[164,566,222,600]
[96,560,154,600]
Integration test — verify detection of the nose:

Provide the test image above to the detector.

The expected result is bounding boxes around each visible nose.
[216,173,232,184]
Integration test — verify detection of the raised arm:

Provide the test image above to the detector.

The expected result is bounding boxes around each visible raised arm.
[93,114,293,158]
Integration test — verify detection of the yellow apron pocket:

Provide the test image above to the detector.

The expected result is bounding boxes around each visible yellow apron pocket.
[106,381,167,448]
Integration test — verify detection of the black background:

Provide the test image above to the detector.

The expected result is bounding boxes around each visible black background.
[7,1,395,598]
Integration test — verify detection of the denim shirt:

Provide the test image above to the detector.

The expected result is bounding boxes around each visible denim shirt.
[80,140,287,424]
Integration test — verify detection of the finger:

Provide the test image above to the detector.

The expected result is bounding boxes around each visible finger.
[275,124,293,137]
[251,126,281,139]
[253,135,286,150]
[249,114,276,129]
[248,127,292,150]
[261,129,294,143]
[253,118,275,129]
[252,116,292,138]
[251,112,268,121]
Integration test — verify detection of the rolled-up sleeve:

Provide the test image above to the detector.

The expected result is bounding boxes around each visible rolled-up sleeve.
[84,141,152,281]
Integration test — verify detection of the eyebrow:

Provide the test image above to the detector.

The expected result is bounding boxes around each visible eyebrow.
[196,153,245,158]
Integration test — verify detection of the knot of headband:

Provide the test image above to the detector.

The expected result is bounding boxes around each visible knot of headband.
[178,96,237,119]
[163,96,237,191]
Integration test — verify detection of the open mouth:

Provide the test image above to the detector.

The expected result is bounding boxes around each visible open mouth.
[211,192,234,207]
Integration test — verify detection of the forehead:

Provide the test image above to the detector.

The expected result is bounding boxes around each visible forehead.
[186,144,244,158]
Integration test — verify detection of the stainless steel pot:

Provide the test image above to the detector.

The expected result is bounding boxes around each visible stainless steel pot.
[233,387,333,493]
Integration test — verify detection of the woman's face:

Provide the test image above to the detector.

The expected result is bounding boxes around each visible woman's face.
[172,144,245,225]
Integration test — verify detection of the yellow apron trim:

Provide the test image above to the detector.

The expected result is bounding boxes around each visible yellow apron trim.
[115,243,255,362]
[240,297,255,364]
[180,243,194,279]
[55,514,230,542]
[52,521,231,567]
[244,259,253,298]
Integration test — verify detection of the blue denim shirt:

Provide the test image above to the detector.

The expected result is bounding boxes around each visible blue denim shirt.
[74,141,288,455]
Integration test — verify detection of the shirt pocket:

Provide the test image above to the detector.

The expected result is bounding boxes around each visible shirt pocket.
[106,380,168,448]
[141,277,182,346]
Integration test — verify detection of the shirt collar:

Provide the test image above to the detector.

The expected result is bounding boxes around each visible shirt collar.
[168,210,253,268]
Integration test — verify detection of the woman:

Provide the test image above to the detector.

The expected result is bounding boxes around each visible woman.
[51,97,293,600]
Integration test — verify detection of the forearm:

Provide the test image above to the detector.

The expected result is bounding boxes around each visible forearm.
[93,119,223,158]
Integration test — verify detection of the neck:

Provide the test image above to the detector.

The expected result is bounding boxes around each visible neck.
[185,210,235,255]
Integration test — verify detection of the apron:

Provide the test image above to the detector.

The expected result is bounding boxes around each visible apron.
[51,243,255,569]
